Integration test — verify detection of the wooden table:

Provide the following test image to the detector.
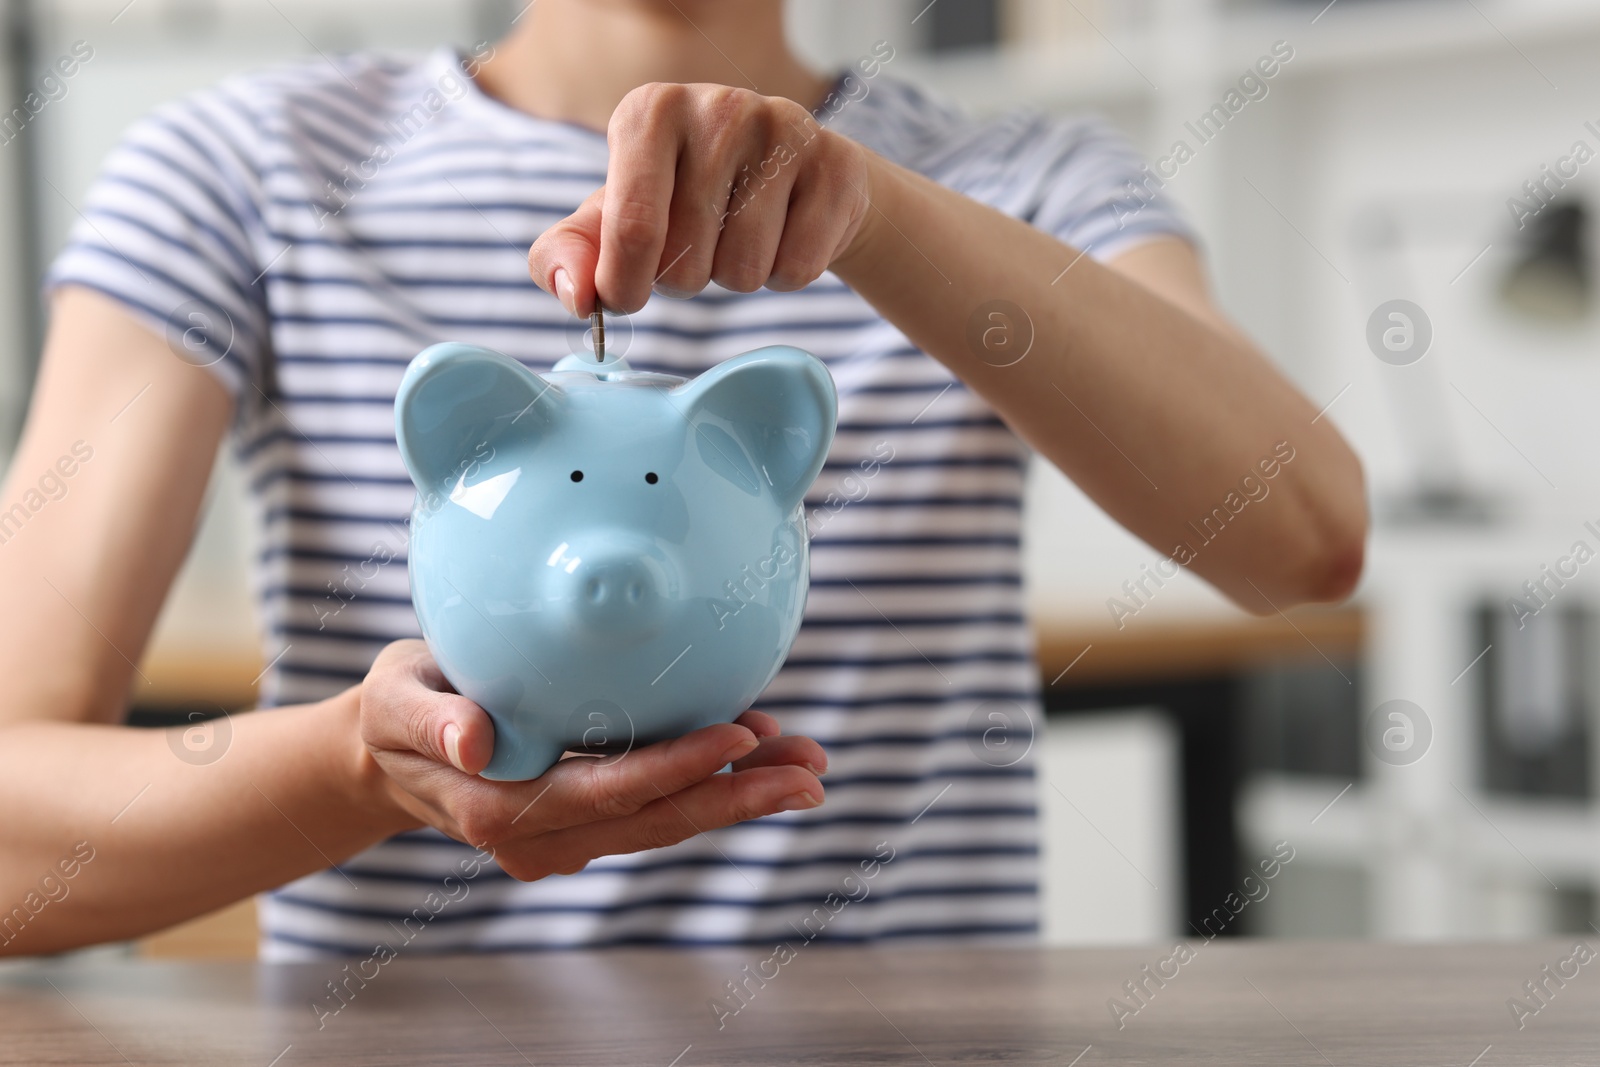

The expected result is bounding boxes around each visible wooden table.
[4,941,1594,1064]
[1034,606,1365,686]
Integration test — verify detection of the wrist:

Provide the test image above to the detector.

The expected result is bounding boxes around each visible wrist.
[828,145,897,281]
[325,684,423,837]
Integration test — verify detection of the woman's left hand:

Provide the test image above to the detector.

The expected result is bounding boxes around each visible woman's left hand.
[529,82,874,316]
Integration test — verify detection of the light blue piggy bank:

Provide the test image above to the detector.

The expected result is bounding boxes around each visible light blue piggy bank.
[395,342,837,781]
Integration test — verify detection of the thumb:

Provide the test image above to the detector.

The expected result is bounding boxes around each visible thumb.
[363,644,498,775]
[427,694,497,776]
[529,184,604,318]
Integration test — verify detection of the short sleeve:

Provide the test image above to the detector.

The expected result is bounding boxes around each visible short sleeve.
[1006,111,1197,262]
[903,97,1197,264]
[44,87,270,406]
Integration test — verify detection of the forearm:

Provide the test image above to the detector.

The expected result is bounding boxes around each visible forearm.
[0,692,414,955]
[830,154,1367,610]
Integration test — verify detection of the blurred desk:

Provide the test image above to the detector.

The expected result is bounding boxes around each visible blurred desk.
[1036,608,1364,938]
[135,646,262,711]
[1036,606,1364,686]
[138,899,259,960]
[2,941,1589,1064]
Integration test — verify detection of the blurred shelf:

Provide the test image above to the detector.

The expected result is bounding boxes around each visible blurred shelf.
[1228,0,1600,79]
[901,0,1600,114]
[1036,605,1363,686]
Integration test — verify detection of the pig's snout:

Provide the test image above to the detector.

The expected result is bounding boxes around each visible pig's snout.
[580,556,658,611]
[552,538,673,639]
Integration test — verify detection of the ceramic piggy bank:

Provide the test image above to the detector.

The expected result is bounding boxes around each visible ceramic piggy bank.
[395,342,838,780]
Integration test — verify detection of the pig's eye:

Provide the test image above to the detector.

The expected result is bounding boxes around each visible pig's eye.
[570,470,584,483]
[645,472,659,484]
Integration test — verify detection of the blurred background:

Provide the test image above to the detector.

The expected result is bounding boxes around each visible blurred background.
[3,0,1599,955]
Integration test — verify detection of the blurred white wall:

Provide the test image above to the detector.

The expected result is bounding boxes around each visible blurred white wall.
[1038,712,1181,944]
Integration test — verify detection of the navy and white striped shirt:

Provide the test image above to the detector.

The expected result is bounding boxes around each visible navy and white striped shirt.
[47,46,1189,959]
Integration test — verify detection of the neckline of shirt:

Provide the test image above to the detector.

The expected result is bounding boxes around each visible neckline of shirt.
[425,44,871,147]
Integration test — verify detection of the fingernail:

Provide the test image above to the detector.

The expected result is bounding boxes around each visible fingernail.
[443,723,467,773]
[806,760,828,777]
[720,737,759,765]
[553,267,576,316]
[777,791,820,812]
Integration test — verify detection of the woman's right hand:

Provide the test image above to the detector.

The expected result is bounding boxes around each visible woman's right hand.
[353,640,827,880]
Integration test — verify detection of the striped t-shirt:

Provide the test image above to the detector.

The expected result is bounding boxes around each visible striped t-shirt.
[47,46,1189,959]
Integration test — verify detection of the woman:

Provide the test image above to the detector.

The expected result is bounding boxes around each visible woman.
[0,0,1364,958]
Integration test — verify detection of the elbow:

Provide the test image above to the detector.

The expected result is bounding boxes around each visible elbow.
[1285,458,1370,606]
[1236,516,1366,614]
[1299,526,1366,604]
[1231,455,1368,613]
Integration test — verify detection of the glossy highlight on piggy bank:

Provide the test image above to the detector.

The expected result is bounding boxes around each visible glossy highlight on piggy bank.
[395,342,838,781]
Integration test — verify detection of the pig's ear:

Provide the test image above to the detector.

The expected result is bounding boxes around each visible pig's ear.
[395,343,561,497]
[673,345,837,512]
